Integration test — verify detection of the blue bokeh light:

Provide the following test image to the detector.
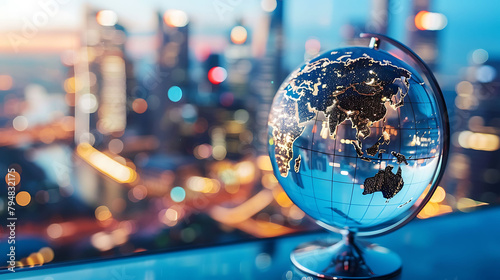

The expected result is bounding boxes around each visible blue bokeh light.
[170,186,186,202]
[168,86,183,102]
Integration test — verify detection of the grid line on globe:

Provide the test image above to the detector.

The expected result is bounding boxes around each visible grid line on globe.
[268,48,442,230]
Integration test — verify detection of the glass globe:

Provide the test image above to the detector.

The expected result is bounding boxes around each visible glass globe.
[267,34,449,279]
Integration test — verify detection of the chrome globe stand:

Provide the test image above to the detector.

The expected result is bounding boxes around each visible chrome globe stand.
[291,230,401,279]
[289,33,450,279]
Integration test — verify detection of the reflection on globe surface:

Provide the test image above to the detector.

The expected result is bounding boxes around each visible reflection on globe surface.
[268,47,443,230]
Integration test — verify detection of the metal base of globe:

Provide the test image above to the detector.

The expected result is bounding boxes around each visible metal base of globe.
[291,231,402,279]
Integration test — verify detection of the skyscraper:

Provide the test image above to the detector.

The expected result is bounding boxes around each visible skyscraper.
[154,10,190,153]
[251,0,286,154]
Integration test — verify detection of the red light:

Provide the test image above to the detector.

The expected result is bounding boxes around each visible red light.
[208,67,227,84]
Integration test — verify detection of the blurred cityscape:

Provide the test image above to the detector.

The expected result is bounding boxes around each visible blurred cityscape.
[0,0,499,270]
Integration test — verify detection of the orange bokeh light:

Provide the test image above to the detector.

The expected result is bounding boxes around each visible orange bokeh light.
[16,191,31,206]
[230,26,248,44]
[132,98,148,114]
[5,171,20,186]
[0,75,13,91]
[415,11,429,30]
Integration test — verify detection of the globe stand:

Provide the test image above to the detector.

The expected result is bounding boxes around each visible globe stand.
[291,230,401,279]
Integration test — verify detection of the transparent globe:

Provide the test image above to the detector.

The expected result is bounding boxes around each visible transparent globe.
[268,34,448,279]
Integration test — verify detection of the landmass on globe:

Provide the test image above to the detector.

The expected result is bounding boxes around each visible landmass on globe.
[294,155,301,173]
[269,52,418,200]
[269,53,411,173]
[363,165,404,199]
[391,151,409,165]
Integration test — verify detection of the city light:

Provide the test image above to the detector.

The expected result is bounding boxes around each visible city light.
[471,49,489,64]
[429,186,446,203]
[12,116,28,131]
[76,143,137,183]
[95,205,113,221]
[170,186,186,202]
[257,155,273,171]
[108,138,124,154]
[16,191,31,206]
[208,66,227,84]
[130,185,148,201]
[46,223,63,239]
[132,98,148,114]
[234,109,250,124]
[209,189,274,224]
[230,26,248,44]
[457,197,489,212]
[455,81,474,96]
[47,222,76,239]
[186,176,220,193]
[476,65,496,83]
[0,74,13,90]
[194,144,212,159]
[305,38,321,56]
[414,11,447,31]
[78,93,98,114]
[458,130,500,151]
[212,145,227,160]
[274,190,293,208]
[38,247,55,264]
[261,0,277,12]
[96,10,118,27]
[163,9,189,28]
[159,207,180,226]
[235,161,256,184]
[168,86,183,102]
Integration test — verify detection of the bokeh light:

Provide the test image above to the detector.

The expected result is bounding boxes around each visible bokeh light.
[79,93,98,114]
[208,67,227,84]
[170,186,186,202]
[261,0,277,12]
[471,49,489,64]
[96,10,118,26]
[168,86,183,102]
[16,191,31,206]
[47,224,63,239]
[305,38,321,56]
[0,75,13,90]
[164,9,189,27]
[231,26,248,44]
[12,116,28,131]
[95,205,113,221]
[415,11,447,30]
[132,98,148,114]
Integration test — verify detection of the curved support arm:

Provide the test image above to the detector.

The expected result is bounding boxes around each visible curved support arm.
[354,33,451,237]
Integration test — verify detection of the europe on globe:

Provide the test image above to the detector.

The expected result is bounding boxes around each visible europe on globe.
[268,46,443,230]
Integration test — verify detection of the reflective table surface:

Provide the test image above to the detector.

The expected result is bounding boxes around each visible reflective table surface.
[4,207,500,280]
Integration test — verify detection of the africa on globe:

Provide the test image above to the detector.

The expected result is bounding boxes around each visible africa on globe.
[268,46,442,230]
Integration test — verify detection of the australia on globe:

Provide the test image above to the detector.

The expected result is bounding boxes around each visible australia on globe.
[268,47,441,229]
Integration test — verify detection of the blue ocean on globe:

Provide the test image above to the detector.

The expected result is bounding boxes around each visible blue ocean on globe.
[268,47,443,230]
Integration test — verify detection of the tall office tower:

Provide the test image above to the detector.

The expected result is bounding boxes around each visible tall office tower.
[450,57,500,203]
[74,7,134,147]
[225,21,252,103]
[368,0,389,34]
[251,0,285,154]
[157,10,190,94]
[154,10,190,153]
[408,0,439,70]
